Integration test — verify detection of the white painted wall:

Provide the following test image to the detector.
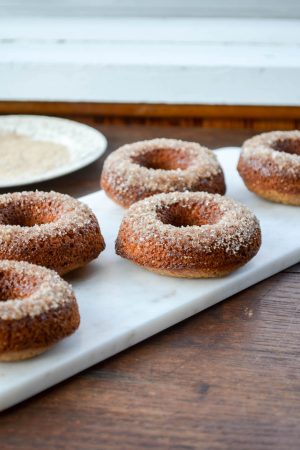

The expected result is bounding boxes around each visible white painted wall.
[0,16,299,105]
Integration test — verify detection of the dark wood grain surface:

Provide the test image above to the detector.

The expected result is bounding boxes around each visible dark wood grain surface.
[0,122,299,450]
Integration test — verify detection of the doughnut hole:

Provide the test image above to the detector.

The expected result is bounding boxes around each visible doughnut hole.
[0,269,38,301]
[0,199,64,227]
[157,201,221,228]
[131,148,192,170]
[271,138,300,155]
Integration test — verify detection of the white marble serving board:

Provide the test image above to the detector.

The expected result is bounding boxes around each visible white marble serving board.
[0,147,299,412]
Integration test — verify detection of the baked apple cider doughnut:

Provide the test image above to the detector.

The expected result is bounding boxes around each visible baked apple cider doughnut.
[101,138,226,207]
[0,260,80,361]
[0,191,105,274]
[238,130,300,205]
[116,191,261,278]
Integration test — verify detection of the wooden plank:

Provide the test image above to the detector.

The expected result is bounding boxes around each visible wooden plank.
[0,101,300,121]
[286,263,300,273]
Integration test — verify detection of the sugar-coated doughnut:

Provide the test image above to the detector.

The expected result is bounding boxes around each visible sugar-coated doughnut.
[0,260,80,361]
[0,191,105,274]
[238,130,300,205]
[116,191,261,278]
[101,138,226,208]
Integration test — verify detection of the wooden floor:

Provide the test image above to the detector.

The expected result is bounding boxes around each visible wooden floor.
[0,121,299,450]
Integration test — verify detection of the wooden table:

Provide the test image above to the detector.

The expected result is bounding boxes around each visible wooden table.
[0,122,299,450]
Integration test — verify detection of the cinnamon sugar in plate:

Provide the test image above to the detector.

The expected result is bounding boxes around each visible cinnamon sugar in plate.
[0,133,70,182]
[0,115,107,188]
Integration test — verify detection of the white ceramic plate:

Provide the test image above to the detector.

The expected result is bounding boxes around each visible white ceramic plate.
[0,115,107,187]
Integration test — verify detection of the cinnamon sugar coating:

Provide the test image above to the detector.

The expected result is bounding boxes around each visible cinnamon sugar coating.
[116,191,261,278]
[101,138,226,208]
[0,191,105,274]
[0,260,80,360]
[238,130,300,205]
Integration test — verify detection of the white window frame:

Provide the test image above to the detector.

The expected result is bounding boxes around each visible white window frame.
[0,3,299,105]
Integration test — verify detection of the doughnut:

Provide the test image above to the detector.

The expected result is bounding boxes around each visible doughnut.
[116,191,261,278]
[0,191,105,274]
[101,138,226,208]
[0,260,80,361]
[238,130,300,205]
